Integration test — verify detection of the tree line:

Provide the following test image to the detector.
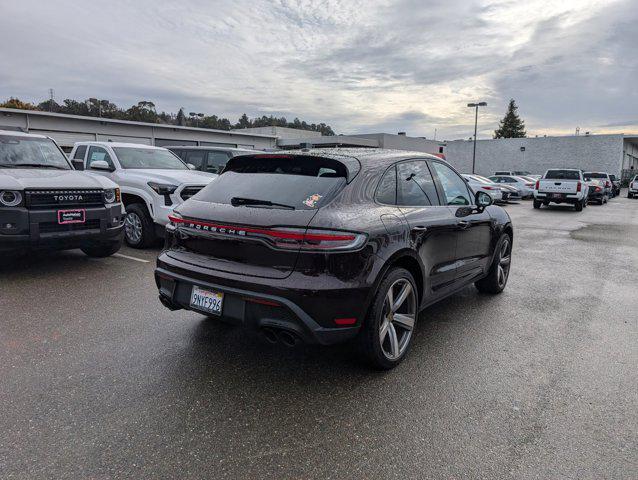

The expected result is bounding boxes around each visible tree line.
[0,97,335,136]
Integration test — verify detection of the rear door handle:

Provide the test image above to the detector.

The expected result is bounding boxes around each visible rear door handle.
[457,220,470,229]
[411,225,428,233]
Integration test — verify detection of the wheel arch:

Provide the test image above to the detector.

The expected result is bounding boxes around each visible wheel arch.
[375,250,425,306]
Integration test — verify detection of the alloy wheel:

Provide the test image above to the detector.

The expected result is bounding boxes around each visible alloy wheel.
[497,237,512,288]
[379,278,417,361]
[124,212,143,244]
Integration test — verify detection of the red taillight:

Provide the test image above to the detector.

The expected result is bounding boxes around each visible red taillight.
[605,181,611,188]
[168,215,366,251]
[595,186,602,192]
[483,186,495,190]
[535,180,540,190]
[334,318,357,326]
[243,297,280,307]
[577,181,582,192]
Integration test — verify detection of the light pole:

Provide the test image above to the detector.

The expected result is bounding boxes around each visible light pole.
[467,102,487,173]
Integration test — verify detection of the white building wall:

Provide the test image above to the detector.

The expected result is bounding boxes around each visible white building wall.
[443,135,625,177]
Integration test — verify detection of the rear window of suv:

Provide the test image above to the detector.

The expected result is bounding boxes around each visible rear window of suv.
[544,170,580,180]
[196,155,348,210]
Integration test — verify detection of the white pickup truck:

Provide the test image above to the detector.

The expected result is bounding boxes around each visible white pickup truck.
[533,169,588,211]
[68,142,216,248]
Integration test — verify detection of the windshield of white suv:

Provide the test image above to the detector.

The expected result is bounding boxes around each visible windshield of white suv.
[0,135,70,170]
[114,147,188,170]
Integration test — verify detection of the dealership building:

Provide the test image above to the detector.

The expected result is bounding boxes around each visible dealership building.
[0,108,278,151]
[443,134,638,180]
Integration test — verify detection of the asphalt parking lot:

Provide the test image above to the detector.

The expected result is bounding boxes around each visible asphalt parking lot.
[1,195,637,480]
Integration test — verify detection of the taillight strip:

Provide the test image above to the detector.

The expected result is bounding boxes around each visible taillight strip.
[168,214,356,242]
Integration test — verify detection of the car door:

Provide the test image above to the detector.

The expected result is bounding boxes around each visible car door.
[429,160,493,283]
[394,159,460,298]
[85,145,116,179]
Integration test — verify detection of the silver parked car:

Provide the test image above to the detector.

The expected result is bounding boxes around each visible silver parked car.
[462,174,505,203]
[489,175,535,199]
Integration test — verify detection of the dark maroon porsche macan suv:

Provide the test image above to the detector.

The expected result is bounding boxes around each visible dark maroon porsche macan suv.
[155,149,513,369]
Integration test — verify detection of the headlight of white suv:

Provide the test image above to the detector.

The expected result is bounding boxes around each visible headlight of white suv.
[104,188,120,204]
[0,190,23,207]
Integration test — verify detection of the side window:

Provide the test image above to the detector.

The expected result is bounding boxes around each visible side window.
[185,150,205,170]
[86,146,114,169]
[206,151,231,174]
[73,145,87,160]
[375,165,397,204]
[431,162,472,206]
[397,160,439,206]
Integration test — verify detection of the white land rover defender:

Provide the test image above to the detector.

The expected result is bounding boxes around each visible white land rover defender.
[0,130,124,257]
[68,142,216,248]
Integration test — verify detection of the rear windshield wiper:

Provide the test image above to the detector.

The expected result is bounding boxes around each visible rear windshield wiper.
[231,197,296,210]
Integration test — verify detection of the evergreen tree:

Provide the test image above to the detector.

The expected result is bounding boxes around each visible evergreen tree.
[494,99,526,138]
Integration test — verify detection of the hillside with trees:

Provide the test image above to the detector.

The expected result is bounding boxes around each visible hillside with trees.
[0,96,335,136]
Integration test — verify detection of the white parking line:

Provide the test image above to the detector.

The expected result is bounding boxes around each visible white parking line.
[113,253,150,263]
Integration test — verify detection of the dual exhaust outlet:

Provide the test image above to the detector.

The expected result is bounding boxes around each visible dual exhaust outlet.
[261,327,300,347]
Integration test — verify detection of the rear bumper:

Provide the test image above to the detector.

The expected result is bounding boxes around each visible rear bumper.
[155,252,371,345]
[0,204,124,253]
[535,192,581,204]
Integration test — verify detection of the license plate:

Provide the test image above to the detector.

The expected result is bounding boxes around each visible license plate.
[190,285,224,315]
[550,193,563,199]
[58,209,86,224]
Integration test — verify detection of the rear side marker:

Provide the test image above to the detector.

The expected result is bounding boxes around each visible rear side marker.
[334,318,357,326]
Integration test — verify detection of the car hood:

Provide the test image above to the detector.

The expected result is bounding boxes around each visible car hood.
[0,169,117,190]
[118,169,216,185]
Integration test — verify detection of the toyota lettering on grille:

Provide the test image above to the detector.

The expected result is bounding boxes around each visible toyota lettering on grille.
[54,195,84,202]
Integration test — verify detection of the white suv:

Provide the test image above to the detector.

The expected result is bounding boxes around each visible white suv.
[629,175,638,199]
[68,142,216,248]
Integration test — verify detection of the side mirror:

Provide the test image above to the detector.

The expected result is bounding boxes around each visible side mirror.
[90,160,113,172]
[475,190,493,209]
[71,159,85,171]
[187,163,197,170]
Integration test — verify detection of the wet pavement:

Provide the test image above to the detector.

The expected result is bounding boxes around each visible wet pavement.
[1,194,637,479]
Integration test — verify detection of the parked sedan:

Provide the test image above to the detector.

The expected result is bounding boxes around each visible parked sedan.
[627,175,638,198]
[155,149,513,369]
[583,172,612,203]
[461,174,505,203]
[489,175,535,199]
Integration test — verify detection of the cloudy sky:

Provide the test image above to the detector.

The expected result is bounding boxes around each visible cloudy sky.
[1,0,636,139]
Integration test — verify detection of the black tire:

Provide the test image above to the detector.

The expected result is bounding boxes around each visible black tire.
[533,200,541,209]
[81,240,122,258]
[629,193,634,199]
[123,203,156,248]
[475,233,512,294]
[359,267,418,370]
[574,200,583,211]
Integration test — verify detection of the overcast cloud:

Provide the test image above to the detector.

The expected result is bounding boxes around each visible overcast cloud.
[1,0,636,139]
